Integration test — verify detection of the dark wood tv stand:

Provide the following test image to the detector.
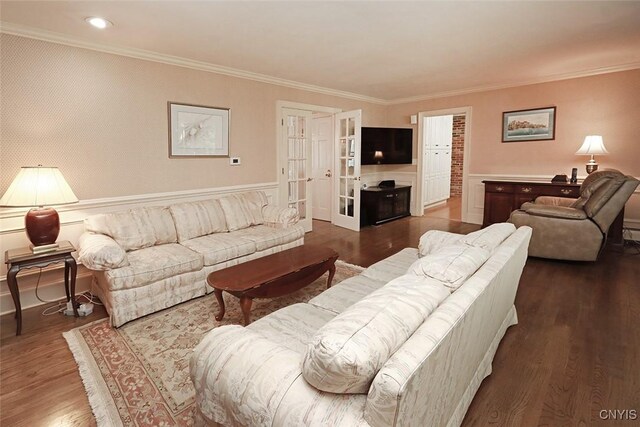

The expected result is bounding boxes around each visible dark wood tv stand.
[361,185,411,226]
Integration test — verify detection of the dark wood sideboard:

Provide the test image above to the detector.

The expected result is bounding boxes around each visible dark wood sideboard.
[361,185,411,226]
[482,180,624,245]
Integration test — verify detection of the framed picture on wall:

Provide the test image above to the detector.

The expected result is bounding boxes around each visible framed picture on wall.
[168,102,230,157]
[502,107,556,142]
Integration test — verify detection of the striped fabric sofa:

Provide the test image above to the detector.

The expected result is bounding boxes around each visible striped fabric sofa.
[77,191,303,327]
[190,223,532,426]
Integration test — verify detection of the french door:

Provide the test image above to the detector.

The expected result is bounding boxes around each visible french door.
[332,110,362,231]
[281,108,312,231]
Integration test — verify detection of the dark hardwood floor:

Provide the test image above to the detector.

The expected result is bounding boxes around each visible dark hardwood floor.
[1,217,638,426]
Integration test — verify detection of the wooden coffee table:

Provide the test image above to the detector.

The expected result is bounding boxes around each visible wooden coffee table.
[207,245,339,325]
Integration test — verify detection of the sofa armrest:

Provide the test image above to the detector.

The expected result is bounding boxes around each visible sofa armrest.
[77,232,129,271]
[533,196,577,207]
[190,325,302,426]
[522,204,587,220]
[262,205,300,228]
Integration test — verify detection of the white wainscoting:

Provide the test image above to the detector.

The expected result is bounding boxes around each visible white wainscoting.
[0,182,279,315]
[466,174,640,235]
[361,171,420,216]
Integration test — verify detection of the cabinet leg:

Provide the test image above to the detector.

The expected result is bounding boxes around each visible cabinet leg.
[7,265,22,336]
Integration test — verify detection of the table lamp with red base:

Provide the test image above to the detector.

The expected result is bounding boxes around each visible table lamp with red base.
[0,166,78,253]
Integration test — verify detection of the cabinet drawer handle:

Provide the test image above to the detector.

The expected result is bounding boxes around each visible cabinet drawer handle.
[560,189,572,195]
[495,186,504,192]
[385,194,394,198]
[522,187,532,193]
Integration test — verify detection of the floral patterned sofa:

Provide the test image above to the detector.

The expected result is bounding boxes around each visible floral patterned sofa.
[77,191,303,327]
[190,223,532,426]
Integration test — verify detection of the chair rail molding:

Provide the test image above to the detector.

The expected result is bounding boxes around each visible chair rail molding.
[0,182,279,315]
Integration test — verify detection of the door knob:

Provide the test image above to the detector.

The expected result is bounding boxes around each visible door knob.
[307,177,313,182]
[325,170,332,177]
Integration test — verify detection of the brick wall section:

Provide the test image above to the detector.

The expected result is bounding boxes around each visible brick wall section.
[450,115,465,197]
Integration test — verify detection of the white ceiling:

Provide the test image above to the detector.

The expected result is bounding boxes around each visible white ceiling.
[1,1,639,103]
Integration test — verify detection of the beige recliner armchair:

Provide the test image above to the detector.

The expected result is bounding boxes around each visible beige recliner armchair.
[509,169,639,261]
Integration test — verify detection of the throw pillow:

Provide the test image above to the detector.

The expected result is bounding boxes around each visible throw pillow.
[407,244,490,291]
[460,223,515,252]
[302,274,450,394]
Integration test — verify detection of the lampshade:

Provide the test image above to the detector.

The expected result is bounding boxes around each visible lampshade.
[575,135,609,156]
[0,166,78,208]
[373,150,384,160]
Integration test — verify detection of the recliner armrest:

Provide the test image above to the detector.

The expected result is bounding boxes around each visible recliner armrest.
[522,204,587,220]
[533,196,577,207]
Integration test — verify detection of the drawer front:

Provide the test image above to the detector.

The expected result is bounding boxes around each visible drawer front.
[516,184,537,194]
[485,183,514,193]
[544,186,580,197]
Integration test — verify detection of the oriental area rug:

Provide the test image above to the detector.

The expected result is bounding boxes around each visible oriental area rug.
[63,261,363,427]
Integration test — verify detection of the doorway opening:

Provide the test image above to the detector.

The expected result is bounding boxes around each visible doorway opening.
[416,107,471,223]
[279,102,368,233]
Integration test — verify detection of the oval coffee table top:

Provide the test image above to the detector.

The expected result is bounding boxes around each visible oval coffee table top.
[207,244,338,292]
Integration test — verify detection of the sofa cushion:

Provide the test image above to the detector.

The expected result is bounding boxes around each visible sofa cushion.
[169,199,228,242]
[302,274,450,394]
[85,209,157,251]
[145,206,178,244]
[240,190,269,207]
[308,275,387,315]
[235,224,304,251]
[361,248,419,283]
[218,195,264,231]
[248,303,337,354]
[181,232,257,266]
[418,230,463,257]
[460,223,516,252]
[104,244,203,291]
[407,244,490,291]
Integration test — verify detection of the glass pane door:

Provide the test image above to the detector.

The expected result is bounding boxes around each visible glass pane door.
[283,108,312,231]
[332,110,361,231]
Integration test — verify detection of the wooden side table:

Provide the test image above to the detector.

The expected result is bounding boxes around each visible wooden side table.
[4,240,78,335]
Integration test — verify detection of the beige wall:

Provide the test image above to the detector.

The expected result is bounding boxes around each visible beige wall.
[386,69,640,221]
[0,34,386,200]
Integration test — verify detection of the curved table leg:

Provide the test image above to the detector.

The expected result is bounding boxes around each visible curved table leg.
[326,263,336,289]
[7,265,22,335]
[214,289,226,321]
[239,296,253,326]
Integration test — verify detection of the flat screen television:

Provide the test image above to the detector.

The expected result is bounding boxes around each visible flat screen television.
[361,127,413,165]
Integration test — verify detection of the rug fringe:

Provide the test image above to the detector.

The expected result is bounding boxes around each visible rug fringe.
[335,259,365,271]
[63,330,123,427]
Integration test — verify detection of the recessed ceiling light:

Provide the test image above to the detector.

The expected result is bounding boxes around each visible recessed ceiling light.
[85,17,113,29]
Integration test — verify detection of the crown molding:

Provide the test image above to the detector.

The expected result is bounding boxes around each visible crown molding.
[0,21,387,105]
[387,62,640,105]
[2,21,639,108]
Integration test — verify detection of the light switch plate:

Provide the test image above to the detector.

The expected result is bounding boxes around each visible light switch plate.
[229,157,241,166]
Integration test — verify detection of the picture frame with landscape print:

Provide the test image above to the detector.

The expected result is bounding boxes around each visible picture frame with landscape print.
[168,102,230,157]
[502,107,556,142]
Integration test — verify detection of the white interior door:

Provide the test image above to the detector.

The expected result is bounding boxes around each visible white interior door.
[311,115,333,221]
[332,110,361,231]
[281,108,312,232]
[423,115,453,206]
